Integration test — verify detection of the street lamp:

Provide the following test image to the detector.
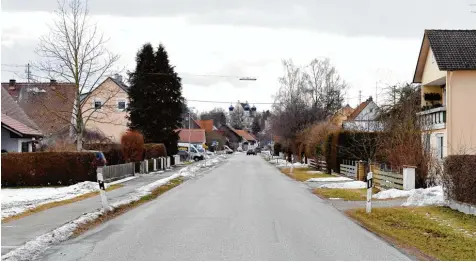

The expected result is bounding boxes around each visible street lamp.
[188,107,196,161]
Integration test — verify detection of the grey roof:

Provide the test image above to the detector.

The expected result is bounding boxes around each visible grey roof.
[426,30,476,71]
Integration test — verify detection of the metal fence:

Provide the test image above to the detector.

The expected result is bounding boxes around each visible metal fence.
[101,162,135,182]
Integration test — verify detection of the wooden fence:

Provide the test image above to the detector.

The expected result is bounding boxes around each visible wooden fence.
[309,158,327,171]
[340,160,357,178]
[102,162,135,182]
[373,167,404,190]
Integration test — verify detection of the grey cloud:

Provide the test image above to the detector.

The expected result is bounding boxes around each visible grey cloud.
[3,0,475,38]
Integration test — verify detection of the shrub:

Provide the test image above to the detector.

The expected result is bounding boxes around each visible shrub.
[144,143,167,159]
[273,142,282,156]
[1,152,97,187]
[121,130,144,162]
[443,155,476,205]
[84,143,124,165]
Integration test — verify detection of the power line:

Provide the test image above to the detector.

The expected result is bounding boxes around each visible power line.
[129,71,257,80]
[187,99,275,105]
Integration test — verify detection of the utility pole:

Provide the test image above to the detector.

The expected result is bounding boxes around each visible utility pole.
[359,90,362,104]
[375,82,378,105]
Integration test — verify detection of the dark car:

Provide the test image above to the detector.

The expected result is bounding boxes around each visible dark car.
[255,147,262,153]
[246,149,256,155]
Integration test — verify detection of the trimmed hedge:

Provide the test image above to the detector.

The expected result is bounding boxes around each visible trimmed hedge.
[443,155,476,205]
[1,152,97,187]
[144,143,167,159]
[84,143,124,165]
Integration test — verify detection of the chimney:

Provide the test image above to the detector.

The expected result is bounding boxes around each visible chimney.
[368,96,373,102]
[114,74,123,83]
[9,79,16,86]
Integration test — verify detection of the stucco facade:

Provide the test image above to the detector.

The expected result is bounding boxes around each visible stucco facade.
[83,78,129,143]
[446,71,476,154]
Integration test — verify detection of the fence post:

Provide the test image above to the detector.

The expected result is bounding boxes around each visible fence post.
[402,165,416,190]
[167,157,171,169]
[358,161,365,181]
[96,167,111,211]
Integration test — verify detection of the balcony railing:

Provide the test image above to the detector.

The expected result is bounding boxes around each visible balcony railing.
[417,106,446,130]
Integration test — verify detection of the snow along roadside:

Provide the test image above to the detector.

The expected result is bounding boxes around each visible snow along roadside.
[1,157,226,261]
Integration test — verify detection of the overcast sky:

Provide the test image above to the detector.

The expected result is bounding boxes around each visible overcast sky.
[1,0,475,113]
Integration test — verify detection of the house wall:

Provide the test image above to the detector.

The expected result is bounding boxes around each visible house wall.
[1,127,34,152]
[423,128,448,159]
[354,101,379,121]
[446,70,476,154]
[422,48,446,85]
[83,79,129,143]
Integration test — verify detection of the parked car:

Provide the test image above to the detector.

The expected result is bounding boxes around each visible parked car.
[247,149,256,155]
[255,147,262,153]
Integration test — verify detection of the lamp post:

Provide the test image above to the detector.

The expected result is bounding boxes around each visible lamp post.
[188,107,196,161]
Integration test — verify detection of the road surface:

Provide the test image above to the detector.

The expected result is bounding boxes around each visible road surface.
[40,154,409,260]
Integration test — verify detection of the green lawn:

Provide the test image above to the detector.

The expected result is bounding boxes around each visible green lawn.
[280,167,333,182]
[347,206,476,260]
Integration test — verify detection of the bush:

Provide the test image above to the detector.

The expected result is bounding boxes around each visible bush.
[144,143,167,159]
[443,155,476,205]
[84,143,124,165]
[121,130,144,162]
[273,142,282,156]
[1,152,97,187]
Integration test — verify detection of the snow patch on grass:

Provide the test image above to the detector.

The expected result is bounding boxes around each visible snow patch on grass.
[306,177,352,182]
[318,181,366,189]
[373,188,414,199]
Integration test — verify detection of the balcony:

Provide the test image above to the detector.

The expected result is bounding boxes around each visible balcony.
[417,106,446,130]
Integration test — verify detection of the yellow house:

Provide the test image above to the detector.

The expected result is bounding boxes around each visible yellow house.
[82,75,129,142]
[413,30,476,159]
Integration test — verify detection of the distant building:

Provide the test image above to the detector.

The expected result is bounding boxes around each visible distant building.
[342,97,382,131]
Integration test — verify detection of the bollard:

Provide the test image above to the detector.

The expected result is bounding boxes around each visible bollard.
[366,172,373,213]
[96,167,111,211]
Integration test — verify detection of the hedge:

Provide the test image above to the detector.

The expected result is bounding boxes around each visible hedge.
[324,131,380,173]
[1,152,97,187]
[144,143,167,159]
[84,143,124,165]
[443,155,476,205]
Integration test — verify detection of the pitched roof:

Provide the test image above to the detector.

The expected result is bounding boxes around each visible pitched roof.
[426,30,476,71]
[196,119,214,132]
[1,81,76,135]
[347,98,372,121]
[1,87,40,131]
[234,129,256,141]
[1,114,43,136]
[109,76,129,92]
[176,129,206,143]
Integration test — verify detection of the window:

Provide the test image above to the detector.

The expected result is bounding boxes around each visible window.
[94,101,102,110]
[436,134,444,159]
[118,101,126,110]
[21,142,29,152]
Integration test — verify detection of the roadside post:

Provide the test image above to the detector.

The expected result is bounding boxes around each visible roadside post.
[366,171,373,213]
[96,167,111,211]
[290,155,294,175]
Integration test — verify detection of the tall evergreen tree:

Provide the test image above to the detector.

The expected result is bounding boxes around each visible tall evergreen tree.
[128,43,185,155]
[251,117,261,135]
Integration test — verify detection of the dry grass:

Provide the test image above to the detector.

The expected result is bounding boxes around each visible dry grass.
[72,177,183,237]
[2,184,123,223]
[280,167,333,182]
[314,188,380,201]
[347,206,476,261]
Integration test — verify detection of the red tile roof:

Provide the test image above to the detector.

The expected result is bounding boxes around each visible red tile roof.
[176,129,206,144]
[2,114,43,136]
[234,129,256,142]
[1,81,76,135]
[347,98,372,121]
[196,120,214,132]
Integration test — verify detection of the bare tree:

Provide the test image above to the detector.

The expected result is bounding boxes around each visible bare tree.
[229,104,245,129]
[302,58,347,115]
[35,0,119,151]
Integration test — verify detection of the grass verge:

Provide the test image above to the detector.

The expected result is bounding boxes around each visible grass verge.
[72,177,183,237]
[280,167,333,182]
[314,188,380,201]
[346,206,476,260]
[2,184,123,223]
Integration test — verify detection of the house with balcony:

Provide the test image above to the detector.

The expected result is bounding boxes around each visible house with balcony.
[413,30,476,159]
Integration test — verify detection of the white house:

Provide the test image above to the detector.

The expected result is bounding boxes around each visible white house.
[342,97,382,131]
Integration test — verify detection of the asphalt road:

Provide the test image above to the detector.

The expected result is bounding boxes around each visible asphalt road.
[40,154,410,261]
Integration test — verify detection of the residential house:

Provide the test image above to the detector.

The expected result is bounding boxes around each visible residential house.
[413,29,476,158]
[330,104,354,127]
[1,79,76,146]
[342,97,381,131]
[1,88,43,152]
[176,129,206,146]
[219,124,257,150]
[82,75,129,143]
